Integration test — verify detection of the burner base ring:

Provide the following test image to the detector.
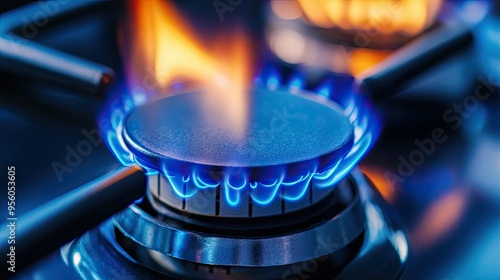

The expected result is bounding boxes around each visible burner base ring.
[61,169,409,280]
[114,226,364,280]
[113,176,364,267]
[144,178,353,236]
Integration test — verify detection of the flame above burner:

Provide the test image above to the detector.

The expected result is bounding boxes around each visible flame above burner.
[100,2,381,208]
[101,66,379,207]
[125,0,252,138]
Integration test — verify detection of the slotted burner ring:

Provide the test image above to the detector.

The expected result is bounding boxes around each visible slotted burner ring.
[65,169,408,280]
[124,88,355,217]
[114,176,362,267]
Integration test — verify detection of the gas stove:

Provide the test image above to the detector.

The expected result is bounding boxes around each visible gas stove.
[1,1,499,280]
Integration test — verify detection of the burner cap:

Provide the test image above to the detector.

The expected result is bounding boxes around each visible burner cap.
[124,88,354,175]
[124,88,355,217]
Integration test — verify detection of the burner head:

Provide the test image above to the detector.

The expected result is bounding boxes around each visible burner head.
[124,88,353,171]
[124,88,354,216]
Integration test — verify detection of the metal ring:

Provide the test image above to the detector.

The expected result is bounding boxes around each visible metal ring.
[113,177,364,267]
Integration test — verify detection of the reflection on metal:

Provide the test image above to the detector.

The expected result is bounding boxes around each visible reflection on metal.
[410,188,468,251]
[361,167,396,202]
[72,252,81,267]
[391,231,409,263]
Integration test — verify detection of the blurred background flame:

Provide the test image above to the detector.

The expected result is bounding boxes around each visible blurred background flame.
[267,0,443,76]
[274,0,442,35]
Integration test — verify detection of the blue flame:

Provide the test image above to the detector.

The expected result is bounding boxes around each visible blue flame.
[313,159,341,188]
[282,169,315,201]
[192,169,219,189]
[99,85,137,167]
[256,65,282,91]
[223,170,247,207]
[249,176,283,205]
[287,72,305,93]
[100,69,380,209]
[316,79,334,98]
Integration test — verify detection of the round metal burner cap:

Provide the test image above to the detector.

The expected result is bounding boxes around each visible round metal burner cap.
[124,88,353,175]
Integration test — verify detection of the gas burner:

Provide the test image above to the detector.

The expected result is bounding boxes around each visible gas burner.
[58,77,406,279]
[125,89,353,216]
[5,1,496,279]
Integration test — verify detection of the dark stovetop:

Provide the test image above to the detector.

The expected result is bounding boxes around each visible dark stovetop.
[0,1,499,279]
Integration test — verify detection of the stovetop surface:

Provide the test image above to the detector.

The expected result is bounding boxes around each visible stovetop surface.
[1,1,499,279]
